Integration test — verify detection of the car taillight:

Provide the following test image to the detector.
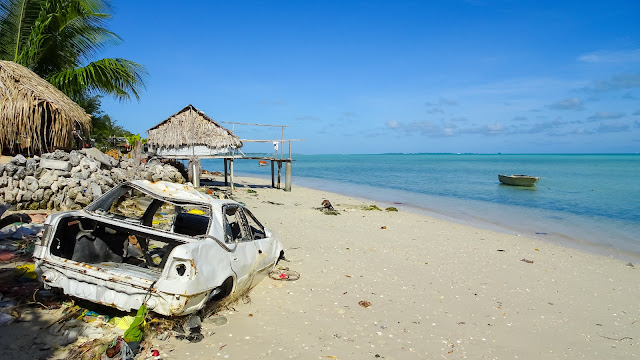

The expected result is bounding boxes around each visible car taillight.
[169,258,195,280]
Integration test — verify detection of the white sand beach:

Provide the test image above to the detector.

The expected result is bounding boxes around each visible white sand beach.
[151,176,639,359]
[0,175,637,360]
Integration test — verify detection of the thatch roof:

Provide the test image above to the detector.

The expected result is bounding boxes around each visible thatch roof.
[147,105,242,150]
[0,60,91,155]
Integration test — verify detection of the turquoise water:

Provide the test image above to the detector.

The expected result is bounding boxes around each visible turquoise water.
[202,154,640,258]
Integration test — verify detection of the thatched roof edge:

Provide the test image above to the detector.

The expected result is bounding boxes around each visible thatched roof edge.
[147,104,242,150]
[0,60,91,154]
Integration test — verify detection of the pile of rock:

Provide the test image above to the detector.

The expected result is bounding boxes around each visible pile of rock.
[0,149,185,211]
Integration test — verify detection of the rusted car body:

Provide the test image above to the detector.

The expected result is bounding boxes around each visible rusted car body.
[33,180,283,316]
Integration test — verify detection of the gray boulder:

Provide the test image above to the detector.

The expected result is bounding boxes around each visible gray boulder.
[69,151,81,167]
[40,158,72,171]
[43,188,54,201]
[22,190,33,202]
[39,170,58,188]
[80,148,112,169]
[32,189,45,202]
[4,164,17,177]
[12,154,27,166]
[25,176,39,192]
[51,149,70,161]
[25,158,38,175]
[75,193,92,206]
[13,167,26,180]
[90,182,103,198]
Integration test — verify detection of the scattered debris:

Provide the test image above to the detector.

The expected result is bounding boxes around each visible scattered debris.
[385,207,398,212]
[362,205,382,211]
[380,226,387,229]
[263,200,284,206]
[321,199,334,211]
[315,200,340,215]
[601,335,633,341]
[269,267,300,281]
[247,189,257,194]
[358,300,372,308]
[317,208,340,215]
[184,314,204,343]
[520,258,534,264]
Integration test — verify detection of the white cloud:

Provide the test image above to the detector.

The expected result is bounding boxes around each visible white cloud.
[577,49,640,63]
[597,122,630,133]
[549,97,583,110]
[585,73,640,93]
[386,120,400,128]
[587,112,625,120]
[425,98,458,106]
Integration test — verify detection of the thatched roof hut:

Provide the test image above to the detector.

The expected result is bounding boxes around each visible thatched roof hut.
[0,60,91,156]
[147,104,242,157]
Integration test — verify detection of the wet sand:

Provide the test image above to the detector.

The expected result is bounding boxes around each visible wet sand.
[158,176,639,359]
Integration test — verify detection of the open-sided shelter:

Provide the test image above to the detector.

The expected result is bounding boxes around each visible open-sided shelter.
[147,104,242,157]
[147,105,242,186]
[0,60,91,156]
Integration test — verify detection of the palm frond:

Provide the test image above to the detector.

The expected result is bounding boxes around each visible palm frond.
[47,57,148,101]
[0,0,44,61]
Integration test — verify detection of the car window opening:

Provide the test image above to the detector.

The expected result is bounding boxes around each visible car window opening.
[224,206,245,243]
[244,208,266,240]
[50,216,186,276]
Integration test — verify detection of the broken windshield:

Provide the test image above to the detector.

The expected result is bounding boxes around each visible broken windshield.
[87,184,212,237]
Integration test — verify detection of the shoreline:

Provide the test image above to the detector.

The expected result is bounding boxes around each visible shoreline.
[163,175,639,359]
[1,174,638,359]
[234,173,640,263]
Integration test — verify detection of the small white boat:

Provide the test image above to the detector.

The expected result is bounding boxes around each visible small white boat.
[498,174,541,187]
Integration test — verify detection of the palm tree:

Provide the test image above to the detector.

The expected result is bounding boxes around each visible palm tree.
[0,0,147,101]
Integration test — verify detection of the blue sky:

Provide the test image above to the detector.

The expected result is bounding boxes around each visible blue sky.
[100,0,640,154]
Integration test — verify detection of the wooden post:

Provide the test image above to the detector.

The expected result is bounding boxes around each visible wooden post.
[229,158,235,191]
[277,161,282,189]
[271,160,275,188]
[193,158,201,187]
[187,158,193,184]
[224,158,228,186]
[285,161,292,192]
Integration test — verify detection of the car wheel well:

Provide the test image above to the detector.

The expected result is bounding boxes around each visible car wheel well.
[210,276,234,301]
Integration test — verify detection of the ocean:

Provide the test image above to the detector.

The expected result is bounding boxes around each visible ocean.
[202,154,640,259]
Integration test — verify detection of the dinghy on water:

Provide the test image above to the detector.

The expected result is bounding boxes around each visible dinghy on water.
[498,174,541,187]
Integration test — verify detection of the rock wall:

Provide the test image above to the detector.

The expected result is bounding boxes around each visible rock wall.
[0,149,185,211]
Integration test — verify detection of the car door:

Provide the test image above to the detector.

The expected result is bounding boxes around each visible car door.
[222,204,260,292]
[239,207,278,272]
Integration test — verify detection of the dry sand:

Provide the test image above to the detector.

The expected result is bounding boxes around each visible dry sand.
[2,175,638,359]
[155,176,639,359]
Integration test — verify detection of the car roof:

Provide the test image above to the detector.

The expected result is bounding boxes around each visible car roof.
[128,180,240,208]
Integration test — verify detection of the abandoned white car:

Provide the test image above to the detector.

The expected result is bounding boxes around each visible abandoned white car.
[33,180,284,316]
